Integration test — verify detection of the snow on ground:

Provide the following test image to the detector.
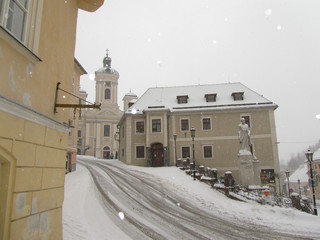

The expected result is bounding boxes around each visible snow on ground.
[63,156,320,239]
[63,160,131,240]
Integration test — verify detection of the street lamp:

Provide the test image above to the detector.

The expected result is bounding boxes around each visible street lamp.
[93,137,96,158]
[285,170,290,198]
[305,149,318,216]
[114,131,120,159]
[173,134,177,166]
[297,179,301,197]
[190,127,196,180]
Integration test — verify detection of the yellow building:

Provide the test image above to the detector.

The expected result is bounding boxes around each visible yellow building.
[0,1,103,239]
[118,83,281,189]
[66,59,87,173]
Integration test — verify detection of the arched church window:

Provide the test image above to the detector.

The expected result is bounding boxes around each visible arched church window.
[105,89,111,100]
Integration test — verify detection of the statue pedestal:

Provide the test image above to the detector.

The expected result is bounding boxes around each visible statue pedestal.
[238,153,261,186]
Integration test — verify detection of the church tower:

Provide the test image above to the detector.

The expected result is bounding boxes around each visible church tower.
[95,50,120,108]
[123,90,138,111]
[78,50,123,159]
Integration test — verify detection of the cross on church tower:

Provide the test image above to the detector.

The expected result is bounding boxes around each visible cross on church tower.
[103,49,111,68]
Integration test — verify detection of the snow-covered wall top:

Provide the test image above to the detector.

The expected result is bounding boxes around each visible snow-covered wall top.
[126,82,277,114]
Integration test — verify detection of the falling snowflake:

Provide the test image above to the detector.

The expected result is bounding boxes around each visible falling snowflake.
[89,74,95,81]
[265,9,272,16]
[118,212,125,220]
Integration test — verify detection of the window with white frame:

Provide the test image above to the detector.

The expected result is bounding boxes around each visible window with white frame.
[181,119,189,131]
[202,118,211,130]
[182,146,190,158]
[0,0,43,57]
[136,121,144,133]
[152,119,161,132]
[203,146,213,158]
[0,0,29,42]
[136,146,145,158]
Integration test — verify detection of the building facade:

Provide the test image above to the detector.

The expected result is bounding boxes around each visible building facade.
[0,1,103,239]
[66,59,87,173]
[310,149,320,199]
[118,83,281,189]
[78,52,126,159]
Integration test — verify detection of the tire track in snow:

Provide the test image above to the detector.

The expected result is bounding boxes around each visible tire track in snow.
[79,159,315,240]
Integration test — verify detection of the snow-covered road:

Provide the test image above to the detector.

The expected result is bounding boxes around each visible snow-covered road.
[63,157,320,240]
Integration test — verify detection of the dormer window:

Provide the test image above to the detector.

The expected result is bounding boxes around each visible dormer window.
[177,95,189,104]
[205,94,217,102]
[231,92,244,101]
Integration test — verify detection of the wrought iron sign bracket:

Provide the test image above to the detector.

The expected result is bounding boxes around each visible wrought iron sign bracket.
[54,82,101,119]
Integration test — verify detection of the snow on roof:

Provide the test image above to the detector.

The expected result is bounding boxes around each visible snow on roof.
[125,92,137,97]
[312,148,320,160]
[126,82,277,114]
[96,67,119,75]
[289,164,309,183]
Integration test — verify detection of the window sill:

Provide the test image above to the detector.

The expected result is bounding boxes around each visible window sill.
[0,25,42,63]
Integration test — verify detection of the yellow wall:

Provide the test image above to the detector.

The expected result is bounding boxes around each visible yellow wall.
[0,1,78,122]
[0,0,104,239]
[0,111,67,239]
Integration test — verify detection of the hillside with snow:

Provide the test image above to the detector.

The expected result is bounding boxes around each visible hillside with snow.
[63,157,320,240]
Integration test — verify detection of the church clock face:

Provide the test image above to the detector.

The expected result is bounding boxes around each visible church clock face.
[104,81,111,87]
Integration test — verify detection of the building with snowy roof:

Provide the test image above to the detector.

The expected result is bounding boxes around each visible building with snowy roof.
[118,82,281,188]
[286,164,310,197]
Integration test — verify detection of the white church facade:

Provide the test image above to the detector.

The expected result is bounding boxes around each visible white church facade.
[77,52,137,159]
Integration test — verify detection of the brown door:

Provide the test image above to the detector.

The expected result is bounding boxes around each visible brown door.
[151,143,164,167]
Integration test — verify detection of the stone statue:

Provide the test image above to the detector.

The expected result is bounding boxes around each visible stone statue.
[238,118,251,154]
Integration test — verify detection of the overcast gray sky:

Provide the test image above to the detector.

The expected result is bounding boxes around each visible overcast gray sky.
[75,0,320,164]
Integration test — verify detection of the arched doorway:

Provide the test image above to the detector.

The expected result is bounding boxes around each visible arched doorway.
[151,143,164,167]
[103,146,110,159]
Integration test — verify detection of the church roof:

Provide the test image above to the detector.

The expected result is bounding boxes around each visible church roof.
[125,92,137,97]
[126,82,278,114]
[96,49,119,75]
[96,67,119,75]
